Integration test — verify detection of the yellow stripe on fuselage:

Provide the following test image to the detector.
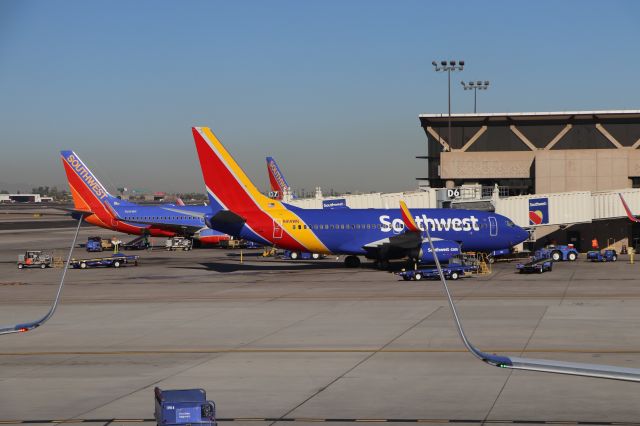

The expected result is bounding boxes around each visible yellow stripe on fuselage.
[200,127,329,253]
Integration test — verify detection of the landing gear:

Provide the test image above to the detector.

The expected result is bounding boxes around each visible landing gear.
[373,259,390,270]
[344,255,361,268]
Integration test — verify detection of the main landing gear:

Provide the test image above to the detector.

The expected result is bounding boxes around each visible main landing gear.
[374,259,390,270]
[344,255,361,268]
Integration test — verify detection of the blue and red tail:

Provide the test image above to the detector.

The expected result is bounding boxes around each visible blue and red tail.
[266,156,292,200]
[60,150,132,226]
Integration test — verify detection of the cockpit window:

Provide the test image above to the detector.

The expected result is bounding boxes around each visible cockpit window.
[506,220,515,227]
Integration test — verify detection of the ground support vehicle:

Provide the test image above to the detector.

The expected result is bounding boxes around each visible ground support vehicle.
[587,249,618,262]
[220,239,261,249]
[397,264,477,281]
[17,251,52,269]
[516,257,553,273]
[282,250,323,260]
[85,236,118,252]
[487,248,531,263]
[70,253,139,269]
[122,235,151,250]
[86,236,103,252]
[539,245,579,262]
[165,237,192,251]
[154,387,216,426]
[397,256,479,281]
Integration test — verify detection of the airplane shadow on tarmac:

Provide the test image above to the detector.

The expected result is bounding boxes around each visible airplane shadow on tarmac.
[171,261,350,273]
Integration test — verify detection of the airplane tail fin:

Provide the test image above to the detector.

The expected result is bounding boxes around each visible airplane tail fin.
[399,201,421,232]
[266,156,291,200]
[619,193,640,223]
[60,151,124,220]
[192,127,275,213]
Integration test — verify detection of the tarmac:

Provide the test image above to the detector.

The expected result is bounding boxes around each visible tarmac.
[1,224,640,425]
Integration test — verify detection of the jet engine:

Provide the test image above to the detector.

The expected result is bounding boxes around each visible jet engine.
[417,240,461,264]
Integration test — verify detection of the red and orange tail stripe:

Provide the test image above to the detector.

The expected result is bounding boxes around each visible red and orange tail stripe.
[192,127,330,253]
[400,201,420,232]
[619,194,640,223]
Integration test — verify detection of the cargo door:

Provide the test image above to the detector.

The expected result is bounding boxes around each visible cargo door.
[489,216,498,237]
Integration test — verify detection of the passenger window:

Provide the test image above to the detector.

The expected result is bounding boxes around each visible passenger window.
[298,225,302,230]
[304,225,307,229]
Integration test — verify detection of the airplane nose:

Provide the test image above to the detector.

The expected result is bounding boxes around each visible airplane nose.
[516,226,529,245]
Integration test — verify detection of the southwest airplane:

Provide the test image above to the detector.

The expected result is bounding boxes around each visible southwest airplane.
[60,150,228,244]
[266,156,294,200]
[192,127,529,267]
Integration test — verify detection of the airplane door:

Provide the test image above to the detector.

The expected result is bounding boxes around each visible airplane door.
[273,219,283,239]
[489,216,498,237]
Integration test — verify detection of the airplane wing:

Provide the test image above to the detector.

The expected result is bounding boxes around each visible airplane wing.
[361,201,424,261]
[0,218,83,335]
[619,193,640,223]
[420,209,640,383]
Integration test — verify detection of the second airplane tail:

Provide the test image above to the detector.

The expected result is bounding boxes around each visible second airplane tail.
[266,156,292,200]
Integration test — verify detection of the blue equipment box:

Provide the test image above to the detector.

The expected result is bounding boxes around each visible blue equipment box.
[154,387,216,426]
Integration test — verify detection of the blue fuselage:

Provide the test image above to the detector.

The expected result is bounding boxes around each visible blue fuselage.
[229,205,529,255]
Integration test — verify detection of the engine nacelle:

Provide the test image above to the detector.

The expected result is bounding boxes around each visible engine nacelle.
[418,240,461,264]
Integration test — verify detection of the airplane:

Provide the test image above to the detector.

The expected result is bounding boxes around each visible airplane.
[191,127,529,268]
[60,150,229,245]
[412,203,640,382]
[266,156,295,200]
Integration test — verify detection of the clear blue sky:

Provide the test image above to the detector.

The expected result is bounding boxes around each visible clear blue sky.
[0,0,638,194]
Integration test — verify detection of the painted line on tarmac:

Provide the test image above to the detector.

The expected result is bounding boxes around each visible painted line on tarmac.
[0,418,635,425]
[2,348,640,356]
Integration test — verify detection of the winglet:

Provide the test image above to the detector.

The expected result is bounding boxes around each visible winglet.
[400,201,420,232]
[619,193,640,223]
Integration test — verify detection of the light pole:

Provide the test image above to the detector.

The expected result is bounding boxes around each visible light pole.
[432,60,464,150]
[461,80,490,113]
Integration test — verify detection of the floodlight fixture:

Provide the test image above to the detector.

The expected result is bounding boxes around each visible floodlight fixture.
[461,80,491,112]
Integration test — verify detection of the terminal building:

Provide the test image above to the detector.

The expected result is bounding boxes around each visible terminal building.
[0,193,53,203]
[417,110,640,194]
[416,110,640,251]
